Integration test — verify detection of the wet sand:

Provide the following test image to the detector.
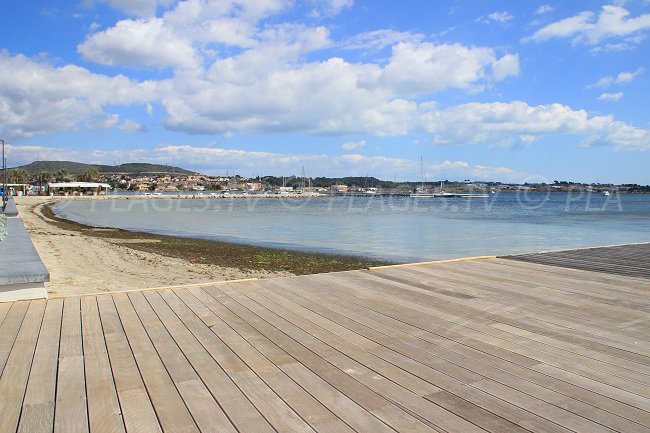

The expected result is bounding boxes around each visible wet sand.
[15,196,391,297]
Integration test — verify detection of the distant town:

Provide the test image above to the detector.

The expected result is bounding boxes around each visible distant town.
[2,160,649,196]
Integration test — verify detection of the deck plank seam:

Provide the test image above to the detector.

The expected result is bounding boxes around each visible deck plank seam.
[127,290,231,433]
[152,288,281,433]
[312,275,650,414]
[4,301,47,433]
[269,279,644,433]
[200,284,426,433]
[99,294,163,433]
[182,287,377,433]
[210,284,445,433]
[234,284,489,433]
[140,290,242,433]
[162,288,310,433]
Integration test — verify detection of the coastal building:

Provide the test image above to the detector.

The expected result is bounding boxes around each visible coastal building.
[3,183,31,196]
[48,182,111,195]
[330,184,349,192]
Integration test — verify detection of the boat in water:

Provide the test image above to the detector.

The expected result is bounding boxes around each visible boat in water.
[409,158,489,198]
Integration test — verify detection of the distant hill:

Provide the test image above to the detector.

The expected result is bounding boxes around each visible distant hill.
[12,161,196,175]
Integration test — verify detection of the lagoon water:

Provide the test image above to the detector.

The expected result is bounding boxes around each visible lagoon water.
[54,192,650,263]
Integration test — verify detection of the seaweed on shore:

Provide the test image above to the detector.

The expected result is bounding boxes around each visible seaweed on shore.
[39,201,395,275]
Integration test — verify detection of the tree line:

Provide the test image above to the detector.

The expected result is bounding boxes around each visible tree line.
[4,168,101,184]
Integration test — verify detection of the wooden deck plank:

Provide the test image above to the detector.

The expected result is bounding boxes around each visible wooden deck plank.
[175,288,352,433]
[503,243,650,279]
[96,295,162,433]
[149,289,277,433]
[0,302,12,327]
[396,263,650,329]
[273,275,640,433]
[110,292,199,433]
[318,271,650,413]
[237,284,566,433]
[0,300,46,433]
[349,270,650,397]
[404,261,650,338]
[364,268,650,348]
[215,283,487,433]
[314,274,543,369]
[307,273,650,425]
[55,297,89,433]
[81,296,125,433]
[127,291,237,433]
[197,286,437,433]
[266,278,486,384]
[162,288,316,433]
[17,299,63,433]
[1,243,649,433]
[489,257,650,293]
[251,283,444,397]
[0,302,29,377]
[187,286,399,433]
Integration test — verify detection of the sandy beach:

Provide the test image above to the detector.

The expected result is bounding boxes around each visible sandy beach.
[15,196,294,297]
[14,196,390,297]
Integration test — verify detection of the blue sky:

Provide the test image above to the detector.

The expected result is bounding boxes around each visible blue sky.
[1,0,649,183]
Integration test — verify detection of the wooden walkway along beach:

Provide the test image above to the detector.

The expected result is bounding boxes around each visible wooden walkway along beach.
[1,246,650,432]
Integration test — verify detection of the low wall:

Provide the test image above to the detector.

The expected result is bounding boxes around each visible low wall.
[2,197,18,216]
[0,199,49,301]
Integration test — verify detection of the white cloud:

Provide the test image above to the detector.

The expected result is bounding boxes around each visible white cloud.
[310,0,353,17]
[491,53,520,81]
[0,51,155,140]
[597,91,624,101]
[478,11,514,24]
[587,67,644,88]
[341,140,366,150]
[535,4,554,15]
[78,18,199,69]
[106,0,168,17]
[86,114,120,130]
[79,0,296,69]
[526,11,593,42]
[380,42,513,96]
[69,0,520,140]
[4,141,526,181]
[420,100,650,151]
[341,29,424,51]
[120,118,148,132]
[158,39,516,136]
[337,154,524,181]
[526,5,650,46]
[615,67,645,84]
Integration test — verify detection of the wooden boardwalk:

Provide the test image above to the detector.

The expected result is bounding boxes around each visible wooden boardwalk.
[504,242,650,279]
[1,255,649,432]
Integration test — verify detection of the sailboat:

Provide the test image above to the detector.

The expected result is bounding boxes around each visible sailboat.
[410,157,436,197]
[432,180,459,197]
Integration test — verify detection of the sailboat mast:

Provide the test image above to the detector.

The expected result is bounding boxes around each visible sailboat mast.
[420,156,424,191]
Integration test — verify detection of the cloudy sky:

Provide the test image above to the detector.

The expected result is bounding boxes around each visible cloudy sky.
[1,0,649,183]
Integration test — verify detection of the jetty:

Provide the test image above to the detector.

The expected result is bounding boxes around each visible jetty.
[0,245,649,432]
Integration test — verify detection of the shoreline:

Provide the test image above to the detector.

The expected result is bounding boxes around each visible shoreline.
[15,197,393,297]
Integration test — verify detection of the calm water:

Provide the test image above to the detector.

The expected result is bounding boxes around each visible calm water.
[54,192,650,263]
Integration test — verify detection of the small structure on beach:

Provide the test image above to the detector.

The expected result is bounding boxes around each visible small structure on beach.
[2,183,31,196]
[48,181,111,196]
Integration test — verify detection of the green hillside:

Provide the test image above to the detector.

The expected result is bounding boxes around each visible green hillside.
[12,161,196,175]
